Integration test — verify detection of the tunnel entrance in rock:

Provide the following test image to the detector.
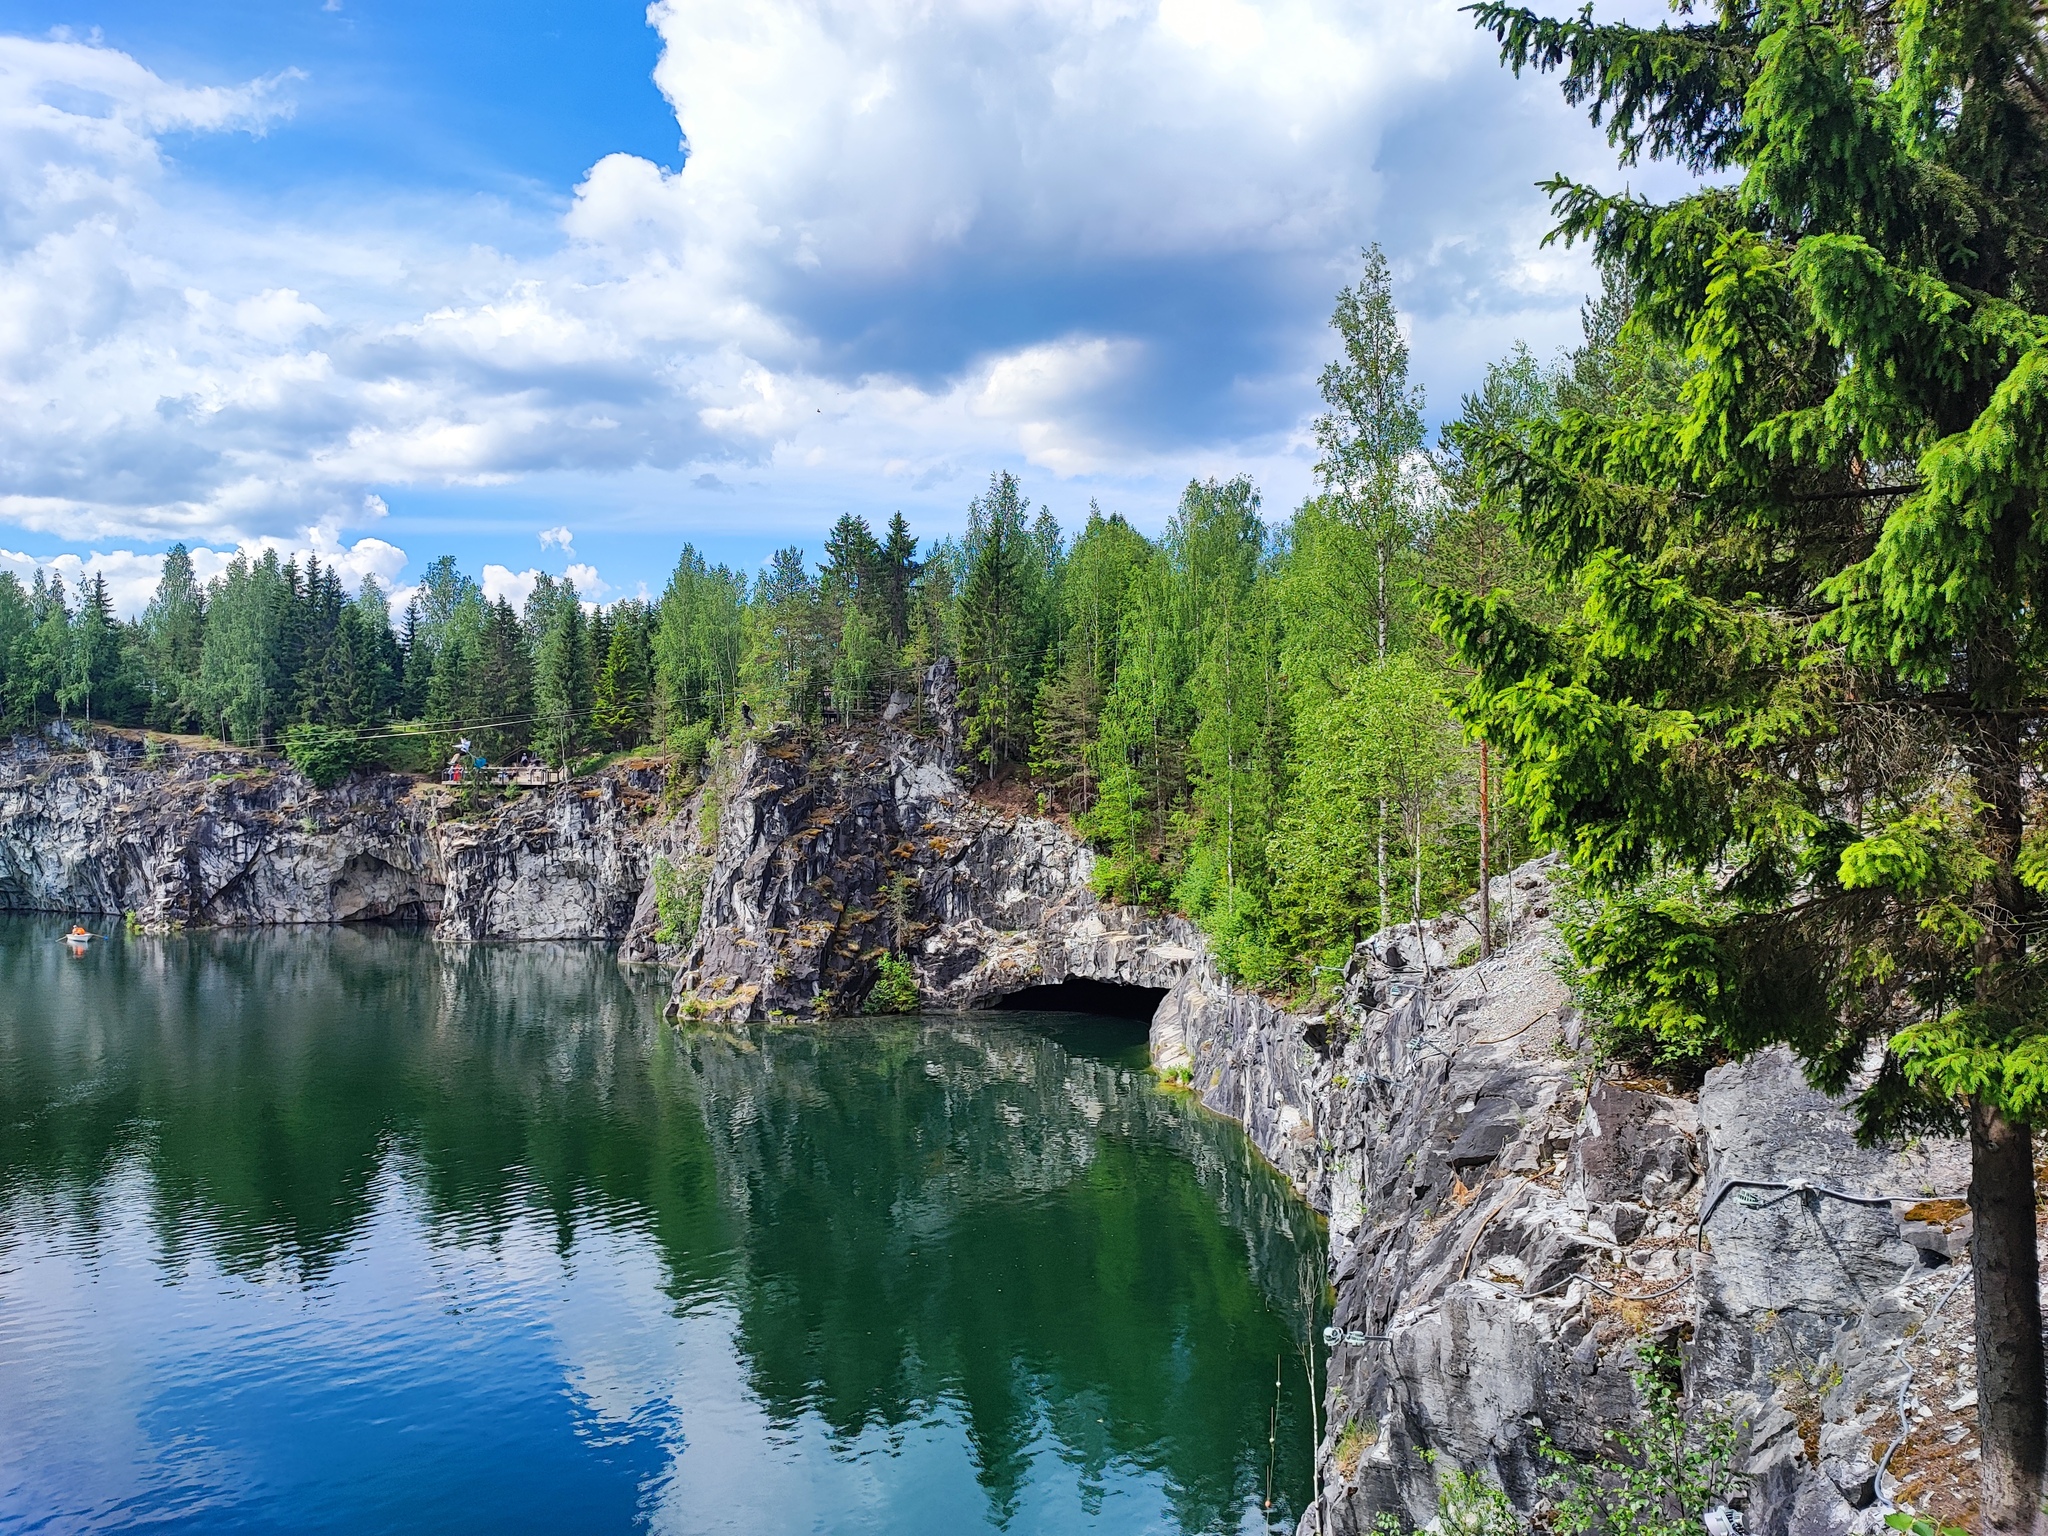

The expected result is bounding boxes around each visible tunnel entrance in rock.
[332,854,442,926]
[994,979,1169,1022]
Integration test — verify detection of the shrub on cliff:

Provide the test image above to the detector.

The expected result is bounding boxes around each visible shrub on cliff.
[862,954,919,1015]
[1537,1352,1739,1536]
[282,724,357,789]
[651,856,706,947]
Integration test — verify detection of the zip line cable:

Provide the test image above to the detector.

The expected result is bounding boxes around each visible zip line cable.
[195,708,588,753]
[303,709,579,745]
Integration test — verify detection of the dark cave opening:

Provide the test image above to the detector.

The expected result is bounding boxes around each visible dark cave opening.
[993,979,1170,1022]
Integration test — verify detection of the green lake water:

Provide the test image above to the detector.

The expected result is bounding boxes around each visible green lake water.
[0,918,1325,1534]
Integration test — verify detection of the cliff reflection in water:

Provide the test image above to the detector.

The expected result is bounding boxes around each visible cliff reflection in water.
[0,919,1323,1535]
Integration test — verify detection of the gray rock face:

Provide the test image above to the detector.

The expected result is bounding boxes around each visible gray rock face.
[668,718,1205,1020]
[1150,863,1986,1536]
[0,731,663,941]
[433,767,667,941]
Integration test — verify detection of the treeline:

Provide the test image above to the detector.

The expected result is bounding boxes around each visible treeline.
[0,550,668,776]
[0,245,1608,994]
[0,508,951,779]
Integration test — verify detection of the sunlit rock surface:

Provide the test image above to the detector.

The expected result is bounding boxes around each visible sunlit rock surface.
[1233,866,1983,1536]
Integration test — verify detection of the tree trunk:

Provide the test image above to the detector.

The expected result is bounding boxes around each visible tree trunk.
[1376,538,1391,938]
[1411,803,1426,982]
[1965,640,2044,1535]
[1970,1099,2045,1535]
[1478,742,1492,959]
[1376,543,1388,662]
[1376,798,1389,934]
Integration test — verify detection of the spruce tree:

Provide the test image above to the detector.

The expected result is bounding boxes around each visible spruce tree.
[60,574,122,726]
[398,598,430,718]
[822,513,882,615]
[142,544,206,730]
[476,597,534,758]
[878,512,920,647]
[354,577,404,723]
[0,573,34,727]
[590,609,652,746]
[423,591,486,732]
[533,581,587,766]
[28,573,69,722]
[196,553,289,744]
[822,514,887,715]
[958,472,1046,776]
[1445,3,2048,1522]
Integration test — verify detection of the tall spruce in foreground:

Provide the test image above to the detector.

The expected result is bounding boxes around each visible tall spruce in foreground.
[1446,2,2048,1525]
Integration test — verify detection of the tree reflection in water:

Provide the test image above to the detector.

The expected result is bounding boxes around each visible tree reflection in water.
[0,919,1323,1533]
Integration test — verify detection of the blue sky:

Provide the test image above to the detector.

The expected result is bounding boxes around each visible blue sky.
[0,0,1683,614]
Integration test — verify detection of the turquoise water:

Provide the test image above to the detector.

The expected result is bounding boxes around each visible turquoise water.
[0,919,1325,1534]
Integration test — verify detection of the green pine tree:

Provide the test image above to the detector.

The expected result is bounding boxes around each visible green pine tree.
[142,544,206,730]
[533,581,587,766]
[1444,3,2048,1519]
[0,573,35,728]
[590,609,652,746]
[476,597,534,759]
[958,472,1049,776]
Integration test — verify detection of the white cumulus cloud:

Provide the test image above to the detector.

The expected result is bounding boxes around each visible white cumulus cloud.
[481,563,541,608]
[0,2,1687,608]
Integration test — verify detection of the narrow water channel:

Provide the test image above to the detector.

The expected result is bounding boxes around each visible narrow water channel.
[0,918,1325,1535]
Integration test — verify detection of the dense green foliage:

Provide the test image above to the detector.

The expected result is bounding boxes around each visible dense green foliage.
[861,953,921,1015]
[1443,0,2048,1169]
[1441,0,2048,1523]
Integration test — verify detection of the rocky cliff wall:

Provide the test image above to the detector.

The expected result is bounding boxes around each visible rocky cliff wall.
[1154,860,1987,1536]
[665,721,1206,1019]
[665,663,1209,1021]
[0,730,666,941]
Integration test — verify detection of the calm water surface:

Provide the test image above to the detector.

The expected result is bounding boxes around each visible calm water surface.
[0,919,1324,1535]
